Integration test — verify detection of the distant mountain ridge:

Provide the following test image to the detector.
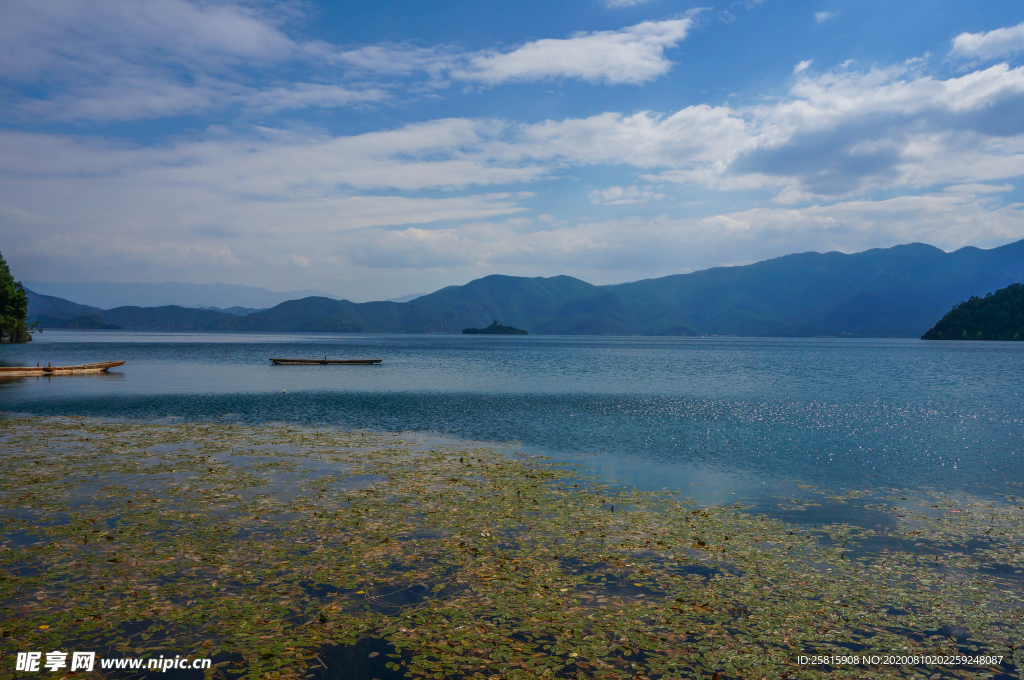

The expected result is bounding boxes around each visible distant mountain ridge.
[197,306,266,316]
[23,281,333,310]
[27,289,102,318]
[26,240,1024,337]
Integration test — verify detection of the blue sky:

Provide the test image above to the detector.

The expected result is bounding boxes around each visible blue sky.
[3,0,1024,301]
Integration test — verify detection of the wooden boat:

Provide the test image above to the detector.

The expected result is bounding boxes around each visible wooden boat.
[0,360,126,377]
[270,358,382,365]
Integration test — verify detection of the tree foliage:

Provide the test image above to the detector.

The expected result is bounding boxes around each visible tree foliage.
[922,282,1024,341]
[0,250,31,342]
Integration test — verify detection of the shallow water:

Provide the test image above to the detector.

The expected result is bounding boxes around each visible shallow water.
[2,417,1022,679]
[2,331,1023,505]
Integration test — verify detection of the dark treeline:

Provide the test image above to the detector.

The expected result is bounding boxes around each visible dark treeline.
[0,251,30,343]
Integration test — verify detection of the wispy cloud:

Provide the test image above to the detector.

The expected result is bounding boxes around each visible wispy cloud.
[604,0,659,8]
[588,185,666,204]
[8,54,1024,219]
[339,18,698,87]
[0,2,697,122]
[505,57,1024,203]
[341,190,1024,278]
[952,21,1024,61]
[4,108,1024,291]
[814,11,836,24]
[8,10,1024,295]
[0,0,380,121]
[0,0,300,82]
[451,19,694,85]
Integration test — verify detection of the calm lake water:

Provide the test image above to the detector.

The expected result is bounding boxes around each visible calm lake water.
[2,330,1023,506]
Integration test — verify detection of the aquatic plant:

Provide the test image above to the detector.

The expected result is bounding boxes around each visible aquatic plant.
[1,417,1022,679]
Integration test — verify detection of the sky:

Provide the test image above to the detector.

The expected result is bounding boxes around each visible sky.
[3,0,1024,301]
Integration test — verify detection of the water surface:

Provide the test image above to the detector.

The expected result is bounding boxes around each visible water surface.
[2,331,1022,504]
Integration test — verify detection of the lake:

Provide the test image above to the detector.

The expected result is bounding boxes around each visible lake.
[5,330,1024,679]
[3,330,1022,508]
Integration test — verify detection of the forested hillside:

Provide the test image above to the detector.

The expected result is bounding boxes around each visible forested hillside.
[922,283,1024,341]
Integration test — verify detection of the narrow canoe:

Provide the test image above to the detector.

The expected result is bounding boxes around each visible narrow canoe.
[0,360,126,377]
[270,358,382,365]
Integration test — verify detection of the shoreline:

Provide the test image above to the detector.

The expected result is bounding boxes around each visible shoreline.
[1,416,1022,679]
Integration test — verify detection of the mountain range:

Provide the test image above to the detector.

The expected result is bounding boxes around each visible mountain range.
[27,240,1024,337]
[22,281,333,309]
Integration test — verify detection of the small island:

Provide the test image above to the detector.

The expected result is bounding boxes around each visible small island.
[462,319,528,335]
[922,282,1024,340]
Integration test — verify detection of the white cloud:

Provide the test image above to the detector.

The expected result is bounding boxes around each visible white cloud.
[243,84,391,114]
[495,59,1024,202]
[447,18,695,86]
[334,20,697,88]
[331,43,458,79]
[588,185,666,204]
[0,0,383,122]
[33,123,540,193]
[0,130,530,287]
[734,63,1024,197]
[340,189,1024,279]
[0,0,299,81]
[7,26,1024,295]
[7,53,1024,247]
[605,0,659,8]
[793,59,813,74]
[6,54,1024,207]
[942,183,1014,195]
[6,108,1020,290]
[952,21,1024,61]
[0,3,696,122]
[814,12,836,24]
[517,106,751,169]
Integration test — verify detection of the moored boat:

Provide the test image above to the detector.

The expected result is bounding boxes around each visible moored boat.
[270,358,382,365]
[0,360,126,377]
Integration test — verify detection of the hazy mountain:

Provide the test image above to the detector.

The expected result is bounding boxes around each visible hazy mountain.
[35,314,121,329]
[26,240,1024,337]
[99,306,235,331]
[26,289,104,321]
[595,241,1024,338]
[197,306,266,316]
[213,241,1021,337]
[23,281,334,310]
[207,275,596,333]
[206,297,388,332]
[26,288,236,330]
[385,293,426,303]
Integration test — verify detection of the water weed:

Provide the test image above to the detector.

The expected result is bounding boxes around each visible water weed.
[0,417,1021,679]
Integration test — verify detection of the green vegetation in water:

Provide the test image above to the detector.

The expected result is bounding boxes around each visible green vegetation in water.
[922,282,1024,341]
[1,417,1023,679]
[462,320,529,335]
